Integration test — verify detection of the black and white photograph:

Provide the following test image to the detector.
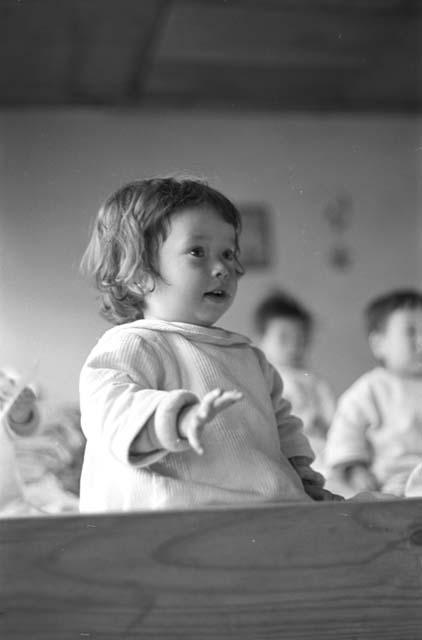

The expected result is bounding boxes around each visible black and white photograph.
[1,1,422,638]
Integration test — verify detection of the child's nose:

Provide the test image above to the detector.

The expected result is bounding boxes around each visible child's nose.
[212,261,229,279]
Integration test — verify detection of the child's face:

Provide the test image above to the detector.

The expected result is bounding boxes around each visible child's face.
[259,318,307,368]
[370,308,422,376]
[143,206,240,326]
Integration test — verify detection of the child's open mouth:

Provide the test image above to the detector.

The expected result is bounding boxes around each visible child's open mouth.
[204,289,229,302]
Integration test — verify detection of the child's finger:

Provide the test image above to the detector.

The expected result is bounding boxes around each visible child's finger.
[187,389,243,454]
[186,423,204,456]
[206,389,242,411]
[211,392,243,415]
[215,390,243,404]
[196,388,223,421]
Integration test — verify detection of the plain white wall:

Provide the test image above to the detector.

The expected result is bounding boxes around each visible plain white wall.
[0,109,420,402]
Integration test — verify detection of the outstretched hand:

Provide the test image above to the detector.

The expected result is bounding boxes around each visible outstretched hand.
[177,388,243,455]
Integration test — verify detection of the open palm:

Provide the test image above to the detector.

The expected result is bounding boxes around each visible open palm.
[178,388,243,455]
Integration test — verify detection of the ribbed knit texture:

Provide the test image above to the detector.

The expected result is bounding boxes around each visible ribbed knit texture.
[325,367,422,494]
[79,319,313,511]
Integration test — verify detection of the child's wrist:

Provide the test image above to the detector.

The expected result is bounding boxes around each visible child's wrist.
[152,391,199,451]
[176,403,198,441]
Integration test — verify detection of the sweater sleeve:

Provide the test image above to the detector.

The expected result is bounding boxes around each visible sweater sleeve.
[5,404,40,439]
[253,347,315,460]
[324,375,378,470]
[79,331,198,468]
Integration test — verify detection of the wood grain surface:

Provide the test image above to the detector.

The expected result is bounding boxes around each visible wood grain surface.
[1,498,422,639]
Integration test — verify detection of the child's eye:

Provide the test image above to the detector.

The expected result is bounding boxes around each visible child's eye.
[189,247,205,257]
[223,249,235,261]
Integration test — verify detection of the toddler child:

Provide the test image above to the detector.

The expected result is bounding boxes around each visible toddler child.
[0,368,84,515]
[324,289,422,497]
[253,291,336,474]
[79,177,342,512]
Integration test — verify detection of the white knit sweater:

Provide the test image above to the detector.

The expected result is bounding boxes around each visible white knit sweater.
[79,319,314,512]
[325,367,422,491]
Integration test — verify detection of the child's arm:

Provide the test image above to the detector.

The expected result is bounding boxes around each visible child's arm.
[255,349,331,500]
[81,332,242,466]
[252,347,314,459]
[324,377,378,490]
[131,388,243,456]
[252,348,343,500]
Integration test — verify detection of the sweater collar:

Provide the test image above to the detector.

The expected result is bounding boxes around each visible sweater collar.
[114,318,250,347]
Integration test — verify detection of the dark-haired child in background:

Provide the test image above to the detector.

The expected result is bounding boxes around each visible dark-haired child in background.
[325,289,422,497]
[254,291,336,475]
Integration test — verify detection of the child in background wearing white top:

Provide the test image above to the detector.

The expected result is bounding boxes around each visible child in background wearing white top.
[324,289,422,498]
[79,177,343,512]
[253,291,336,475]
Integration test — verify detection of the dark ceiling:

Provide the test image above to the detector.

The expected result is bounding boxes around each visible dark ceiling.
[1,0,421,112]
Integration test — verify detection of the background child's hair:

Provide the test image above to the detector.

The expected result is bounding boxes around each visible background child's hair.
[364,288,422,335]
[80,176,242,325]
[253,290,314,340]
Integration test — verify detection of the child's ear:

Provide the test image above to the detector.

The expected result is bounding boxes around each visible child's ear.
[142,273,156,294]
[368,331,385,360]
[133,272,155,297]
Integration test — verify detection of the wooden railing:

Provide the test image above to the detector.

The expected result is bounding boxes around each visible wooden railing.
[1,498,422,639]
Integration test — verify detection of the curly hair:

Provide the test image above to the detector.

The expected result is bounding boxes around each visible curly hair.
[80,177,242,324]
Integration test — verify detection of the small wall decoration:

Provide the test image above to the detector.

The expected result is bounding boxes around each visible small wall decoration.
[237,203,272,268]
[322,191,355,272]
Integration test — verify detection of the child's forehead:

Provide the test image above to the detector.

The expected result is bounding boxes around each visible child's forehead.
[386,306,422,327]
[267,316,305,332]
[168,205,236,238]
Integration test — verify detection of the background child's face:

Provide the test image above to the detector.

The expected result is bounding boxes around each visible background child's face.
[259,318,308,368]
[370,308,422,376]
[143,205,239,326]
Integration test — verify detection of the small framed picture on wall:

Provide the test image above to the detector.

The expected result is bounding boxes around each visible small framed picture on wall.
[237,203,273,268]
